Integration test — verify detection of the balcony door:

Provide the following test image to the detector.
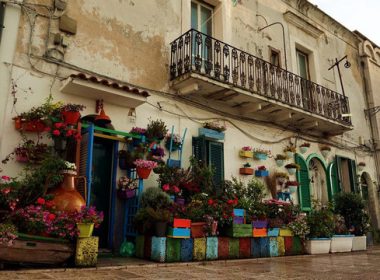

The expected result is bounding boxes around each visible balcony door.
[296,49,311,110]
[191,1,213,36]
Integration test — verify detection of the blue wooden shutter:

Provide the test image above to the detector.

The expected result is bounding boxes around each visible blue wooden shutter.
[208,141,224,188]
[348,159,358,193]
[296,154,311,211]
[79,124,94,205]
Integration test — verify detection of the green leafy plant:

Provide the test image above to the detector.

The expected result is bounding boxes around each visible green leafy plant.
[140,187,171,210]
[146,207,171,222]
[288,215,310,238]
[285,163,300,170]
[274,154,287,160]
[284,145,296,153]
[307,201,335,238]
[146,119,168,140]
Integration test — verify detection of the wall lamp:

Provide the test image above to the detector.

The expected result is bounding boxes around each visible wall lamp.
[256,14,288,71]
[328,55,351,97]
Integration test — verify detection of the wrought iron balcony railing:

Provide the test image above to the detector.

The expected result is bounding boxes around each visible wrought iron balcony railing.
[170,29,351,126]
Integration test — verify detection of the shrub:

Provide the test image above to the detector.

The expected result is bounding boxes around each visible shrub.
[307,201,335,238]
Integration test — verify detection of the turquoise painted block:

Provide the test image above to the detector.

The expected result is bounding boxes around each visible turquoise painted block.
[180,238,193,262]
[269,237,279,257]
[151,237,166,262]
[233,208,245,217]
[167,227,191,238]
[229,238,240,259]
[206,237,218,260]
[260,237,270,257]
[267,228,280,237]
[166,238,181,262]
[135,235,144,258]
[252,238,261,258]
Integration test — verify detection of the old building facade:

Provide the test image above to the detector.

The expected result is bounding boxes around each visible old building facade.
[0,0,379,250]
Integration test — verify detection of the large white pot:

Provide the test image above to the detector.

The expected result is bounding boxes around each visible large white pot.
[305,238,331,254]
[330,235,354,253]
[352,235,367,251]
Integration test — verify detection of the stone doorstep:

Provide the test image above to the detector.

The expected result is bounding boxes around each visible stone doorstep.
[2,247,379,276]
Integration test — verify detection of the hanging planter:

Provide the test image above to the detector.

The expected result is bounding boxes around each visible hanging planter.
[286,181,299,193]
[285,163,300,175]
[239,163,253,175]
[320,145,331,158]
[284,145,296,160]
[133,159,158,179]
[255,166,269,177]
[239,146,253,158]
[253,148,271,160]
[299,142,310,154]
[274,154,287,167]
[358,162,366,172]
[61,104,85,125]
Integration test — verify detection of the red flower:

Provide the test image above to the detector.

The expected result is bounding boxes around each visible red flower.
[54,122,64,129]
[173,186,180,193]
[48,213,56,221]
[44,127,51,132]
[208,199,214,205]
[36,197,45,205]
[74,132,82,141]
[45,200,55,208]
[52,130,60,136]
[227,199,234,205]
[66,129,74,137]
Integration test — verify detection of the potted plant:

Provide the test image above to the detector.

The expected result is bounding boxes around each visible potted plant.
[358,162,366,172]
[305,202,335,254]
[284,145,296,159]
[286,181,299,193]
[165,133,182,151]
[288,215,310,240]
[60,103,86,125]
[129,127,147,146]
[74,206,104,238]
[185,199,207,238]
[253,148,271,160]
[0,223,18,246]
[333,192,370,251]
[133,159,158,179]
[199,122,226,140]
[274,154,287,167]
[146,207,171,237]
[145,119,168,142]
[285,163,300,175]
[267,217,284,237]
[239,146,253,158]
[117,176,138,199]
[48,121,82,153]
[320,145,331,158]
[2,140,51,164]
[239,162,254,175]
[162,183,181,202]
[255,165,269,177]
[330,214,354,253]
[275,172,289,184]
[299,142,310,154]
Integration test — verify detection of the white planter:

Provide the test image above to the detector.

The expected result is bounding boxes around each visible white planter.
[285,151,294,159]
[276,159,284,167]
[287,168,297,175]
[300,146,308,154]
[321,150,330,158]
[358,165,365,172]
[352,235,367,251]
[305,238,331,255]
[330,235,354,253]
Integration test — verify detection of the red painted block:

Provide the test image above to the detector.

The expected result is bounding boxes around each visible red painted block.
[239,238,251,258]
[218,237,229,259]
[173,218,191,228]
[284,236,293,255]
[144,235,152,259]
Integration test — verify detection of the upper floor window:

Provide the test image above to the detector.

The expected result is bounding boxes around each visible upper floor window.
[270,48,281,67]
[296,49,310,80]
[0,2,5,44]
[191,0,213,36]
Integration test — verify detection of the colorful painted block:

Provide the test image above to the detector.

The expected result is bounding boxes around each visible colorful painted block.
[218,237,229,259]
[253,228,267,237]
[239,150,253,158]
[167,227,191,238]
[279,228,294,237]
[227,224,252,237]
[255,170,269,177]
[239,238,251,258]
[229,238,240,259]
[267,228,280,237]
[233,216,245,224]
[135,235,144,258]
[284,236,293,256]
[292,236,303,255]
[252,238,261,258]
[151,237,166,262]
[173,218,191,228]
[269,237,279,257]
[193,238,206,261]
[252,220,268,228]
[144,235,152,259]
[233,208,245,217]
[206,237,218,260]
[260,237,270,257]
[166,238,181,262]
[277,237,285,256]
[180,238,193,262]
[75,237,99,267]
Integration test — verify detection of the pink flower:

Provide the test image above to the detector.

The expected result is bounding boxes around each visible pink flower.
[48,213,56,221]
[1,188,10,195]
[36,197,45,205]
[52,130,60,136]
[1,175,10,181]
[173,186,180,193]
[162,184,170,192]
[54,122,64,128]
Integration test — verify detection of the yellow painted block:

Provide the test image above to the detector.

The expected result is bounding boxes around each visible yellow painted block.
[279,228,294,237]
[277,237,285,256]
[193,238,206,261]
[75,237,99,267]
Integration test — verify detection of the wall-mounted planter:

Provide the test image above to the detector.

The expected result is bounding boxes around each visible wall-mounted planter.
[285,151,294,159]
[352,235,366,251]
[321,150,330,158]
[233,216,245,224]
[300,147,308,154]
[305,238,331,255]
[240,168,254,175]
[239,150,253,158]
[173,219,191,228]
[255,170,269,177]
[254,153,268,160]
[275,159,284,167]
[357,165,365,172]
[330,235,354,253]
[198,128,224,140]
[289,186,298,194]
[287,168,297,175]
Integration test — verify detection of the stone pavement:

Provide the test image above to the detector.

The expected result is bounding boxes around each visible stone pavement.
[1,247,380,280]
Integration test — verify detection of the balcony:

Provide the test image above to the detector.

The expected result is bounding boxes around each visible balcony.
[169,29,352,136]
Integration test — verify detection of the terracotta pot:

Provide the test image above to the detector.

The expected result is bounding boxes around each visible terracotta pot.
[14,117,22,130]
[136,167,152,179]
[49,172,86,212]
[191,222,206,238]
[23,120,46,132]
[62,110,81,125]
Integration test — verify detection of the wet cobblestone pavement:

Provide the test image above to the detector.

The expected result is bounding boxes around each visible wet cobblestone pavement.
[1,247,380,279]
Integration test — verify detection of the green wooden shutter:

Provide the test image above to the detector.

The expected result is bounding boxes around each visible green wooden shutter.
[208,141,224,188]
[348,159,358,193]
[328,162,340,199]
[296,154,311,211]
[335,156,342,192]
[192,136,206,162]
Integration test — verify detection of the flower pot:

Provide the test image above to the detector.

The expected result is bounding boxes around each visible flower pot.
[286,151,294,159]
[254,153,268,160]
[118,157,128,170]
[358,165,365,172]
[14,117,22,130]
[191,222,206,238]
[275,159,284,167]
[16,154,29,163]
[300,146,308,154]
[239,150,253,158]
[136,167,152,179]
[117,189,136,199]
[239,167,253,175]
[53,138,67,152]
[289,186,298,193]
[77,223,94,238]
[62,110,81,125]
[352,235,367,251]
[305,238,331,254]
[154,221,168,237]
[173,218,191,228]
[279,228,293,237]
[255,170,269,177]
[252,228,267,237]
[175,197,185,205]
[233,216,245,224]
[321,150,330,158]
[330,235,354,253]
[23,120,46,132]
[287,168,297,175]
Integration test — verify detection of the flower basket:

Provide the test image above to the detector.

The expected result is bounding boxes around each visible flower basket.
[255,170,269,177]
[198,128,225,140]
[287,168,297,175]
[285,151,294,159]
[136,167,152,179]
[239,167,254,175]
[254,153,268,160]
[191,222,206,238]
[16,154,29,163]
[275,159,284,167]
[300,146,308,154]
[62,110,81,125]
[77,223,95,238]
[117,189,136,199]
[22,120,46,132]
[239,150,253,158]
